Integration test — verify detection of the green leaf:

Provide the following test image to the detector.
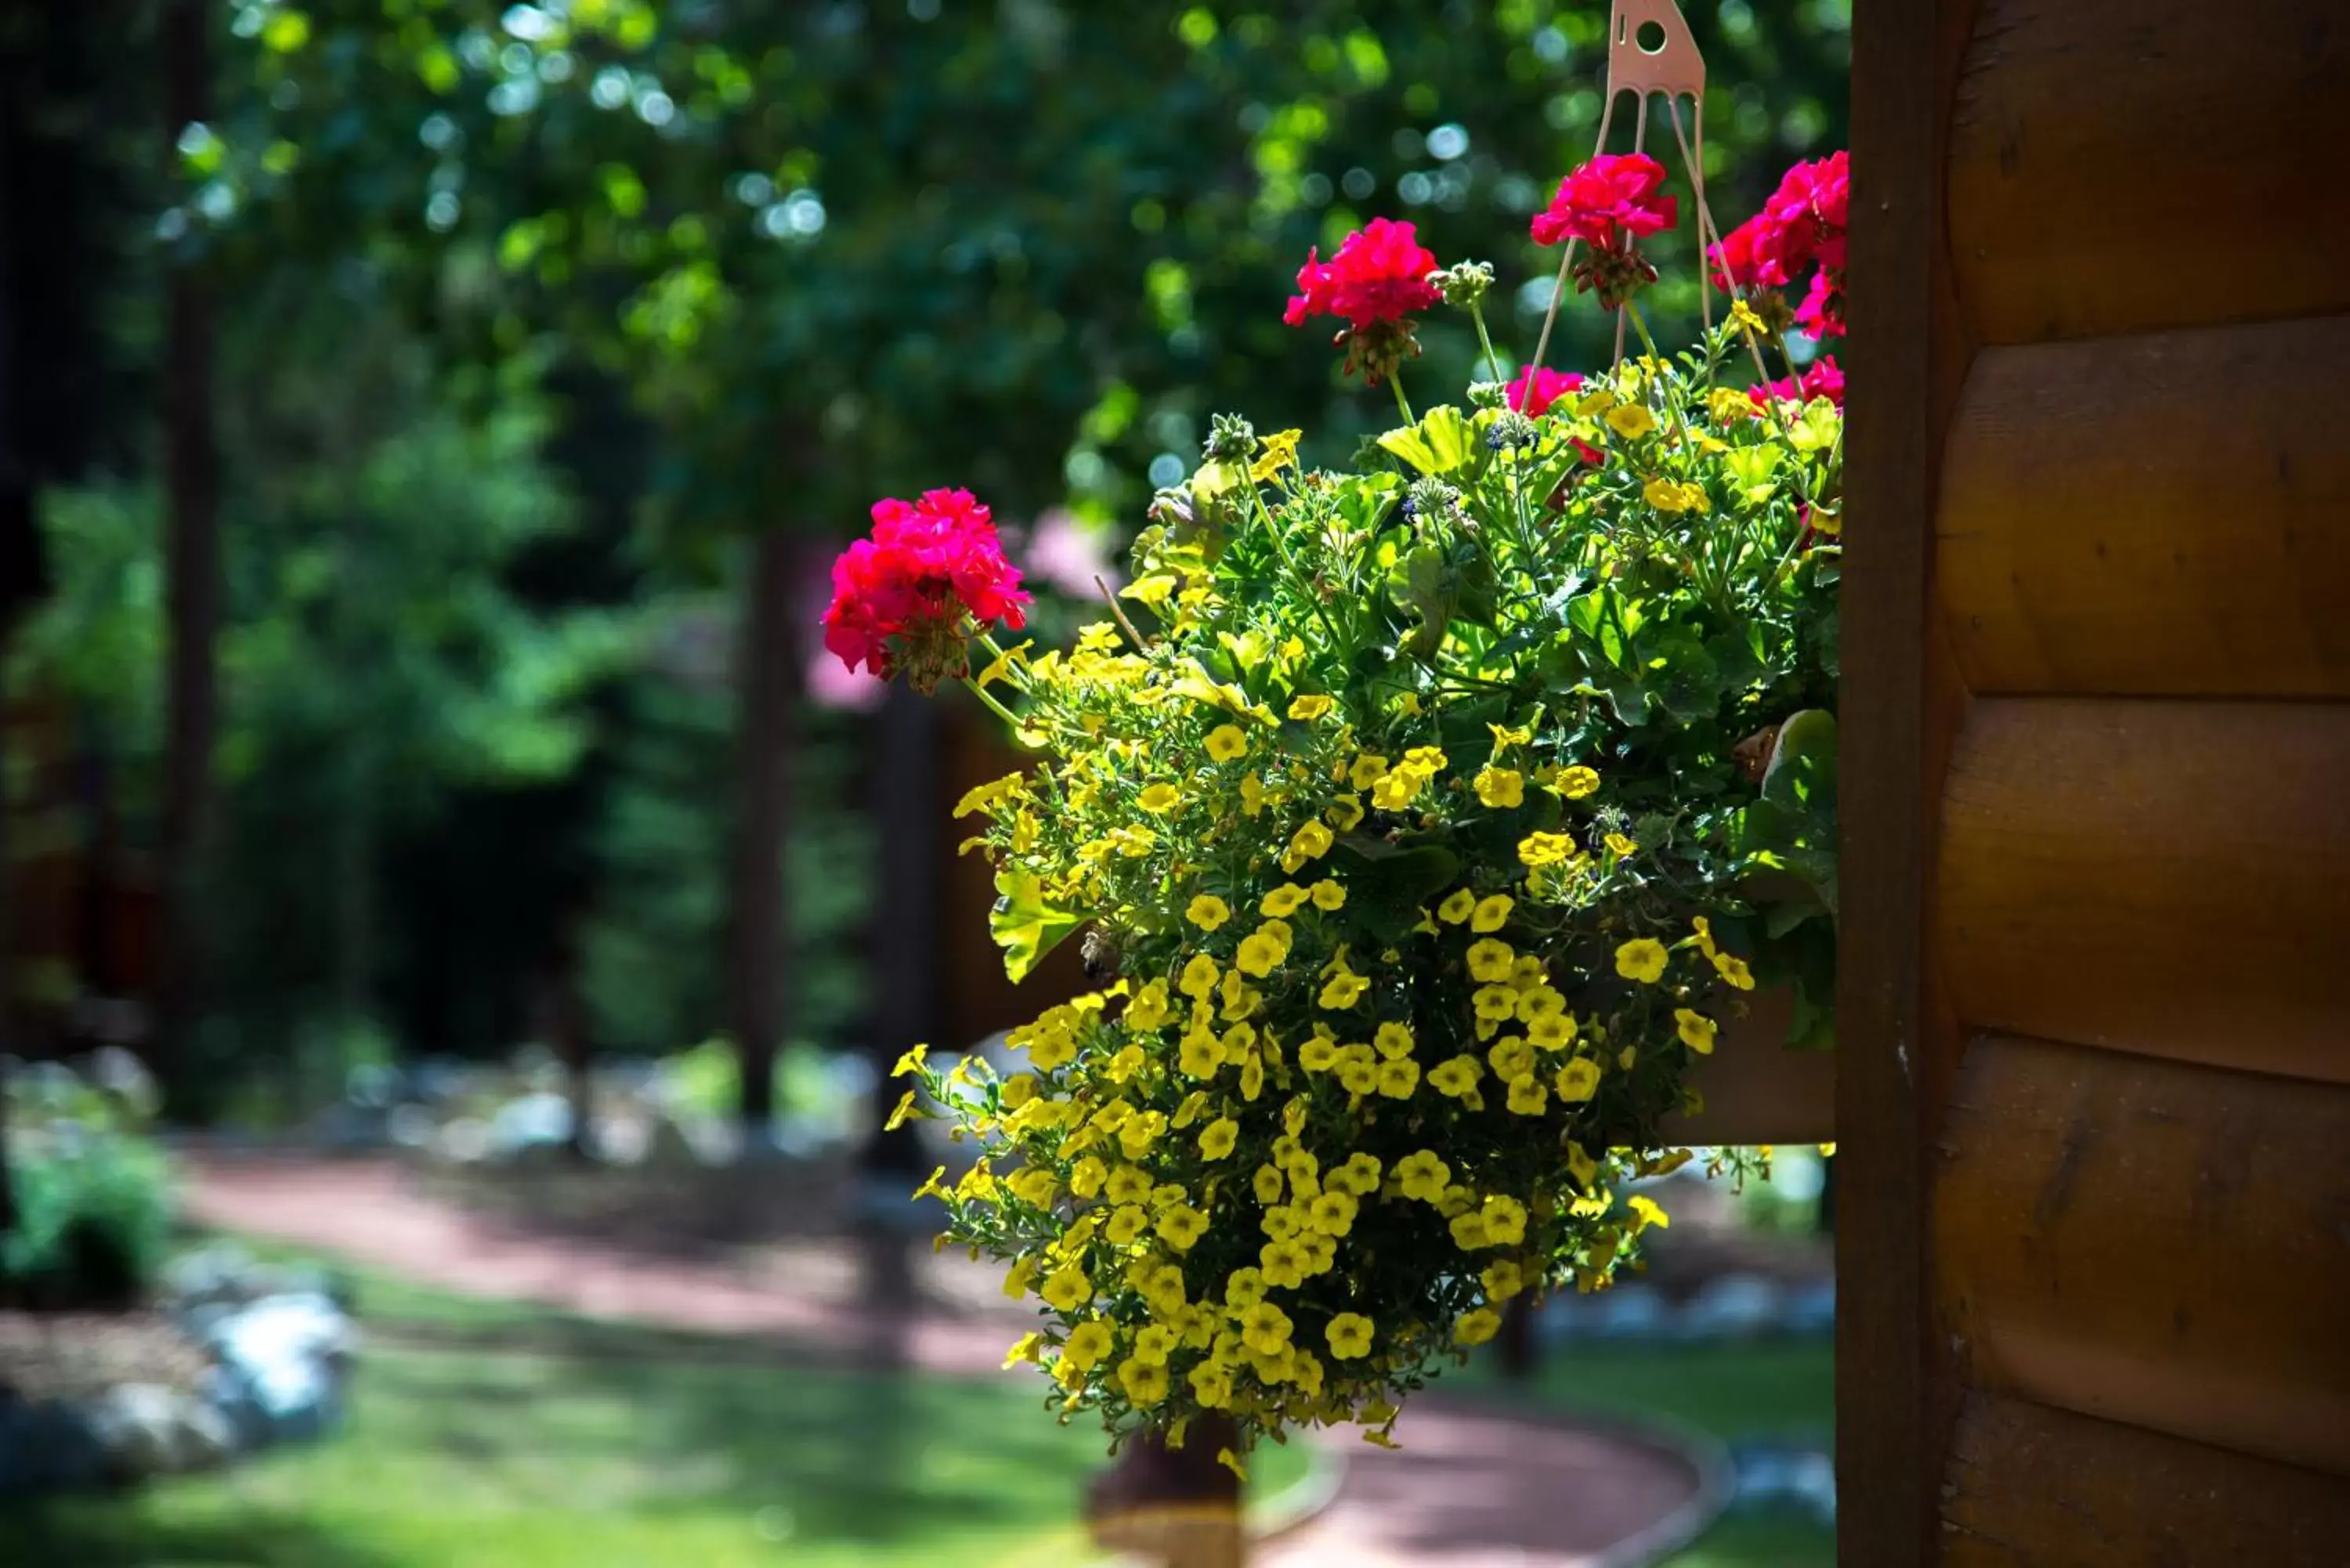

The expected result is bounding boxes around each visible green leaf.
[989,870,1084,984]
[1376,405,1479,478]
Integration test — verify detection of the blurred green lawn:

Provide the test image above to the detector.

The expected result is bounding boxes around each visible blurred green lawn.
[0,1245,1310,1568]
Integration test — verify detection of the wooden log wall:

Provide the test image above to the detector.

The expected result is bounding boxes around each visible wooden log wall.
[1844,1,2350,1563]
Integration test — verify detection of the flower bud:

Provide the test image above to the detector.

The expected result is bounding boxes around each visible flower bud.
[1430,259,1495,308]
[1202,412,1259,462]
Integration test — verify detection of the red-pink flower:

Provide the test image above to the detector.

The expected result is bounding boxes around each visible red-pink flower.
[821,488,1030,691]
[1793,268,1846,340]
[1708,210,1795,291]
[1746,354,1844,411]
[1283,218,1442,331]
[1531,154,1677,250]
[1711,151,1848,341]
[1505,365,1586,418]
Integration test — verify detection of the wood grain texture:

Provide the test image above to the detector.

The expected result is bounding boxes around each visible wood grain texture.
[1842,2,1983,1563]
[1940,1389,2350,1567]
[1939,317,2350,697]
[1939,697,2350,1082]
[1935,1034,2350,1476]
[1947,0,2350,345]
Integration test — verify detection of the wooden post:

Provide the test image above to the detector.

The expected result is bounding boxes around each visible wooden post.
[727,526,800,1135]
[1085,1422,1246,1568]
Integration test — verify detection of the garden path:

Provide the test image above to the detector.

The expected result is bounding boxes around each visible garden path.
[184,1153,1714,1567]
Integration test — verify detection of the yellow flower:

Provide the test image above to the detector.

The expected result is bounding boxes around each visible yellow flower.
[1481,1259,1524,1302]
[1239,774,1266,816]
[1614,938,1669,984]
[1224,1267,1269,1312]
[1333,1152,1383,1194]
[890,1043,930,1079]
[1627,1194,1671,1231]
[1069,1156,1108,1199]
[1517,831,1580,869]
[1674,1008,1718,1054]
[1061,1318,1113,1371]
[1004,1331,1043,1368]
[1470,894,1514,934]
[1282,819,1335,873]
[1041,1266,1093,1313]
[1199,1117,1240,1160]
[1466,939,1516,984]
[1137,782,1180,814]
[1117,1355,1170,1406]
[1488,1035,1535,1080]
[1689,915,1719,958]
[1325,1313,1376,1360]
[1373,1021,1415,1059]
[1190,1361,1235,1408]
[1177,954,1220,998]
[1327,793,1365,829]
[1474,767,1524,809]
[1437,889,1477,924]
[1236,929,1288,977]
[1132,1324,1179,1367]
[1455,1308,1502,1346]
[1306,1190,1358,1237]
[1178,1032,1226,1079]
[1448,1210,1489,1249]
[1105,1165,1154,1206]
[1480,1194,1528,1246]
[1287,693,1334,721]
[1555,1057,1601,1102]
[1008,1167,1060,1207]
[1711,949,1756,990]
[1643,475,1696,512]
[1338,1057,1379,1095]
[1317,969,1369,1010]
[1309,878,1347,912]
[1187,893,1232,931]
[1249,428,1303,482]
[1555,765,1601,800]
[1252,1164,1285,1205]
[1347,754,1389,791]
[1260,883,1308,917]
[1003,1256,1040,1300]
[1205,724,1248,762]
[1105,1205,1150,1247]
[1428,1056,1483,1098]
[1506,1075,1549,1115]
[1158,1204,1209,1252]
[1574,388,1618,418]
[1604,832,1639,858]
[1239,1302,1293,1355]
[1119,1110,1168,1160]
[1604,403,1657,439]
[1297,1035,1340,1073]
[1395,1150,1451,1201]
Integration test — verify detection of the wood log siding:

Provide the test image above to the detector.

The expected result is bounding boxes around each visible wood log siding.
[1854,0,2348,1559]
[1935,1034,2350,1476]
[1940,1392,2350,1568]
[1936,698,2350,1083]
[1937,318,2350,698]
[1947,0,2350,346]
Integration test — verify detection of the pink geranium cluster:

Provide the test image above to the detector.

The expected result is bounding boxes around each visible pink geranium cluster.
[1712,151,1848,339]
[821,488,1030,692]
[1505,365,1585,418]
[1747,354,1844,411]
[1530,154,1679,309]
[1284,218,1444,385]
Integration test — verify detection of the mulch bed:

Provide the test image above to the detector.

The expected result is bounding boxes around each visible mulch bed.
[0,1311,212,1405]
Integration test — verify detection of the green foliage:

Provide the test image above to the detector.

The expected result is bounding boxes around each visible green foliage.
[2,1061,176,1310]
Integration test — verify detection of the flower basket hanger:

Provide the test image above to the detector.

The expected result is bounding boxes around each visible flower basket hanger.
[1526,0,1757,380]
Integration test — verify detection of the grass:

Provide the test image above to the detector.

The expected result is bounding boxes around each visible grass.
[0,1242,1311,1568]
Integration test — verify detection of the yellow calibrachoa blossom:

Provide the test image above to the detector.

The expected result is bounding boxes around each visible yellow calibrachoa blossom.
[1474,767,1524,808]
[1437,889,1477,924]
[1041,1265,1092,1313]
[1206,724,1249,762]
[1260,883,1308,917]
[1470,894,1513,934]
[1061,1318,1112,1371]
[1517,831,1579,869]
[1711,949,1756,990]
[1614,938,1669,984]
[1137,782,1181,814]
[1427,1056,1483,1098]
[1556,1057,1601,1102]
[1603,832,1639,858]
[1674,1008,1718,1053]
[1309,879,1347,912]
[1466,939,1516,984]
[1281,819,1335,873]
[1455,1309,1502,1346]
[1287,694,1334,721]
[1481,1259,1524,1301]
[1603,403,1658,439]
[1199,1116,1240,1160]
[1554,765,1601,800]
[1187,893,1232,931]
[1325,1313,1375,1360]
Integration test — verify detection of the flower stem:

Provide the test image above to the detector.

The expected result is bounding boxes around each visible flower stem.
[1467,301,1506,388]
[1389,374,1416,428]
[960,674,1025,732]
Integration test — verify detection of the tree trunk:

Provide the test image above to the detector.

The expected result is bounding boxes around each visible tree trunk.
[1086,1421,1246,1568]
[727,527,800,1136]
[154,0,220,1115]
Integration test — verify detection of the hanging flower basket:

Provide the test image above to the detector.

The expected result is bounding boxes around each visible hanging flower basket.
[825,137,1846,1472]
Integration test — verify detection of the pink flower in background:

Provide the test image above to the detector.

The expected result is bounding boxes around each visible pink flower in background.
[1746,354,1845,411]
[1505,365,1586,418]
[1020,507,1119,598]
